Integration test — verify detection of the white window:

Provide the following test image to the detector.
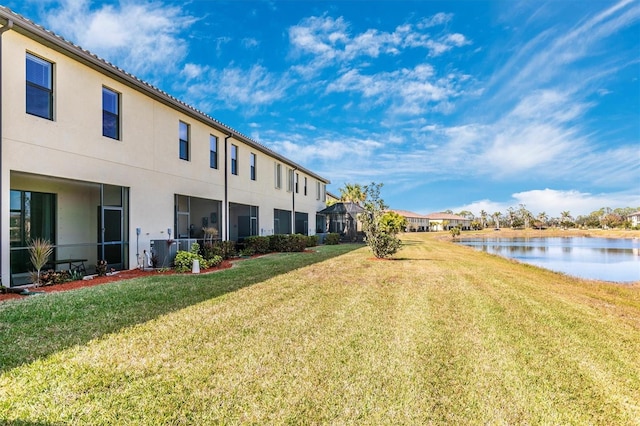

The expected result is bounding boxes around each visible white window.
[287,168,294,192]
[274,163,282,189]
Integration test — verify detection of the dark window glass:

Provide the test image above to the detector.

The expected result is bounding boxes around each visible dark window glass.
[102,87,120,139]
[10,190,57,274]
[231,144,238,175]
[210,135,218,169]
[250,153,256,180]
[179,122,189,160]
[26,54,53,119]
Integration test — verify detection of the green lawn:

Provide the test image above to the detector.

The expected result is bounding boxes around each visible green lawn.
[1,235,639,425]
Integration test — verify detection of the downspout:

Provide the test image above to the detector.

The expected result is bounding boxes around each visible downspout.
[224,134,232,242]
[292,167,297,234]
[0,19,14,286]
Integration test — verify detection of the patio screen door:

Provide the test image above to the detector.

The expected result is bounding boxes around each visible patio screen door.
[99,207,123,269]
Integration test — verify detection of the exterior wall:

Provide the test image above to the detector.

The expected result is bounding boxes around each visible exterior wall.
[1,24,328,285]
[405,217,429,231]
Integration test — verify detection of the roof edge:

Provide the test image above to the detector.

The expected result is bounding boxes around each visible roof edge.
[0,7,330,184]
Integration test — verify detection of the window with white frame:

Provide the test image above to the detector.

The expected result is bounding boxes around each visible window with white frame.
[26,53,54,120]
[287,168,294,192]
[316,181,321,200]
[304,177,307,196]
[275,163,282,189]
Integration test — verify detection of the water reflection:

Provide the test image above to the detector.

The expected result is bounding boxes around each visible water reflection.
[457,237,640,283]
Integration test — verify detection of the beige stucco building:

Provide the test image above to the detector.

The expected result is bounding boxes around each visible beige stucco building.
[425,213,471,231]
[0,7,329,286]
[390,209,429,232]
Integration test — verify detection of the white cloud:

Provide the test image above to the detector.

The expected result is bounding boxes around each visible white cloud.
[487,0,640,106]
[242,38,260,49]
[180,65,292,112]
[181,63,208,80]
[326,65,463,115]
[418,12,453,29]
[42,0,196,79]
[288,14,470,77]
[454,189,640,218]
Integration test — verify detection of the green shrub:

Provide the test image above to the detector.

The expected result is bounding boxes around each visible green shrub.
[360,182,402,259]
[268,234,307,252]
[244,236,271,254]
[239,247,255,257]
[268,234,287,252]
[324,233,340,245]
[202,241,237,260]
[364,231,401,259]
[208,255,223,267]
[174,250,209,273]
[306,235,319,247]
[288,234,308,252]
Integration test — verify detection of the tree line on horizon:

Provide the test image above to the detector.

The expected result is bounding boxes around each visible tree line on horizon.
[335,183,639,231]
[452,205,639,231]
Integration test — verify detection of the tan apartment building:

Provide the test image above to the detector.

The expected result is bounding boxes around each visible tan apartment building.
[390,209,429,232]
[0,7,328,286]
[425,213,471,231]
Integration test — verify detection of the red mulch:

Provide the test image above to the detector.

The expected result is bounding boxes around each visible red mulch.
[0,260,233,303]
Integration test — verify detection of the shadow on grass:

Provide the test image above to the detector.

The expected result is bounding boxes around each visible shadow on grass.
[399,239,425,246]
[0,244,361,373]
[392,257,442,262]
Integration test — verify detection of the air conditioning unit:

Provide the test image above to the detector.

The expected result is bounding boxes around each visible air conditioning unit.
[150,240,178,268]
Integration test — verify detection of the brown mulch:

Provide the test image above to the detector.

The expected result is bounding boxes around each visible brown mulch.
[0,260,234,303]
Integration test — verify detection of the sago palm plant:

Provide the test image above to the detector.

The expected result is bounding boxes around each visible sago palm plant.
[28,238,53,286]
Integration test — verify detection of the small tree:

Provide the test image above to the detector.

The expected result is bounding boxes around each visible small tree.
[361,182,403,258]
[28,238,53,286]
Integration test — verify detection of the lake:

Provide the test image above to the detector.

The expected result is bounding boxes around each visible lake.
[457,237,640,283]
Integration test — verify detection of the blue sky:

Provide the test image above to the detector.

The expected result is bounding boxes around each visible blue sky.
[10,0,640,218]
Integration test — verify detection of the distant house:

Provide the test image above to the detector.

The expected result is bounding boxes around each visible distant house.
[390,210,429,232]
[628,211,640,227]
[326,191,340,205]
[425,213,471,231]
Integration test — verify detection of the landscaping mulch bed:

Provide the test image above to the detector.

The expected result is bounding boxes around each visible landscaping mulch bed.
[0,260,233,303]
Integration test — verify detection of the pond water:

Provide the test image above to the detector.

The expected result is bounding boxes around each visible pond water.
[457,237,640,283]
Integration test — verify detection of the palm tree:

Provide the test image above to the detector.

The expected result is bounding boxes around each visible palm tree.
[339,183,366,206]
[560,211,573,229]
[492,212,501,229]
[480,210,488,229]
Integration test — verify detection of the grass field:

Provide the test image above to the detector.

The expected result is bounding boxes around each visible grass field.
[1,233,639,425]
